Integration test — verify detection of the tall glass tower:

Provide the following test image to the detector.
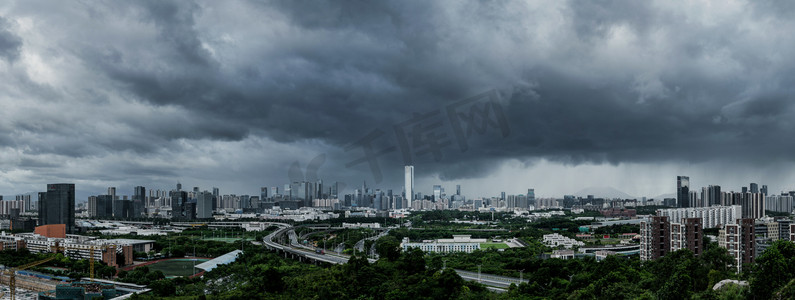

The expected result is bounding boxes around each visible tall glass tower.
[405,166,414,209]
[677,176,690,208]
[40,183,75,234]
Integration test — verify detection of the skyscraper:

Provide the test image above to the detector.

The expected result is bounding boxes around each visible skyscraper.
[433,185,442,201]
[528,189,535,206]
[701,185,720,207]
[677,176,690,208]
[750,183,759,194]
[40,184,75,234]
[261,187,268,201]
[212,187,219,211]
[330,182,339,199]
[456,185,461,196]
[196,191,213,219]
[405,166,414,209]
[108,186,117,214]
[133,186,145,217]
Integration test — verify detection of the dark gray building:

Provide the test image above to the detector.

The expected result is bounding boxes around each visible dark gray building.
[677,176,690,208]
[39,183,75,234]
[133,186,146,218]
[196,191,213,219]
[89,195,114,218]
[114,199,132,218]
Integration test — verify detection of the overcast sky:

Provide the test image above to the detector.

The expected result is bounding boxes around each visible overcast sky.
[2,1,795,200]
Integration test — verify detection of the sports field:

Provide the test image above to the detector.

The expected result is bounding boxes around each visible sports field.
[146,258,209,277]
[480,243,509,249]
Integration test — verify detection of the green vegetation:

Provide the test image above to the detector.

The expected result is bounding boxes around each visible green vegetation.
[479,243,509,249]
[91,227,269,259]
[633,205,669,215]
[765,210,791,217]
[117,266,166,285]
[130,248,495,299]
[145,259,209,277]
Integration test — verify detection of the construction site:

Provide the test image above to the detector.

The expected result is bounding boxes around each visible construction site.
[0,273,59,300]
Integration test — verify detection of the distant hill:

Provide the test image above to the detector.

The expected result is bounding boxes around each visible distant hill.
[652,193,676,200]
[574,186,636,199]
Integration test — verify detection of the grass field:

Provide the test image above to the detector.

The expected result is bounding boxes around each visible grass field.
[146,259,209,277]
[480,243,509,249]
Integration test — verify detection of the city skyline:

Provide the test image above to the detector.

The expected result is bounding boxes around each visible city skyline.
[4,2,795,200]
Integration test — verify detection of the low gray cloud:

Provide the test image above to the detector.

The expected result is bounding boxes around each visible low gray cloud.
[0,17,21,62]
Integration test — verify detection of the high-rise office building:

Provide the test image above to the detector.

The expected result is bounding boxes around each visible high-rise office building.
[405,166,414,209]
[212,187,219,211]
[170,190,188,219]
[261,187,268,201]
[761,185,768,196]
[40,184,75,234]
[528,189,535,206]
[433,185,442,201]
[330,182,339,199]
[196,191,213,219]
[677,176,690,208]
[239,195,251,209]
[133,186,145,217]
[108,186,117,214]
[114,199,132,218]
[709,185,721,207]
[97,195,113,217]
[456,185,461,196]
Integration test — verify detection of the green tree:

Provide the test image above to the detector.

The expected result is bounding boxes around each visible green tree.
[750,240,795,300]
[376,235,402,261]
[149,279,176,297]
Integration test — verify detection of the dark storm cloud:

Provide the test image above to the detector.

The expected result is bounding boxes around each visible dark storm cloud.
[0,16,21,62]
[3,0,795,196]
[85,1,795,175]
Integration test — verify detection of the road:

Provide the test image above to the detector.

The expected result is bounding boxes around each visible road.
[353,229,391,257]
[453,269,528,292]
[263,223,521,292]
[262,222,374,264]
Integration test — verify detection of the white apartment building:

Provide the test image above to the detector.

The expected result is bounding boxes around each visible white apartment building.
[656,205,741,228]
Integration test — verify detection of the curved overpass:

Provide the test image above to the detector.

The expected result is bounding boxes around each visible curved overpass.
[263,222,375,264]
